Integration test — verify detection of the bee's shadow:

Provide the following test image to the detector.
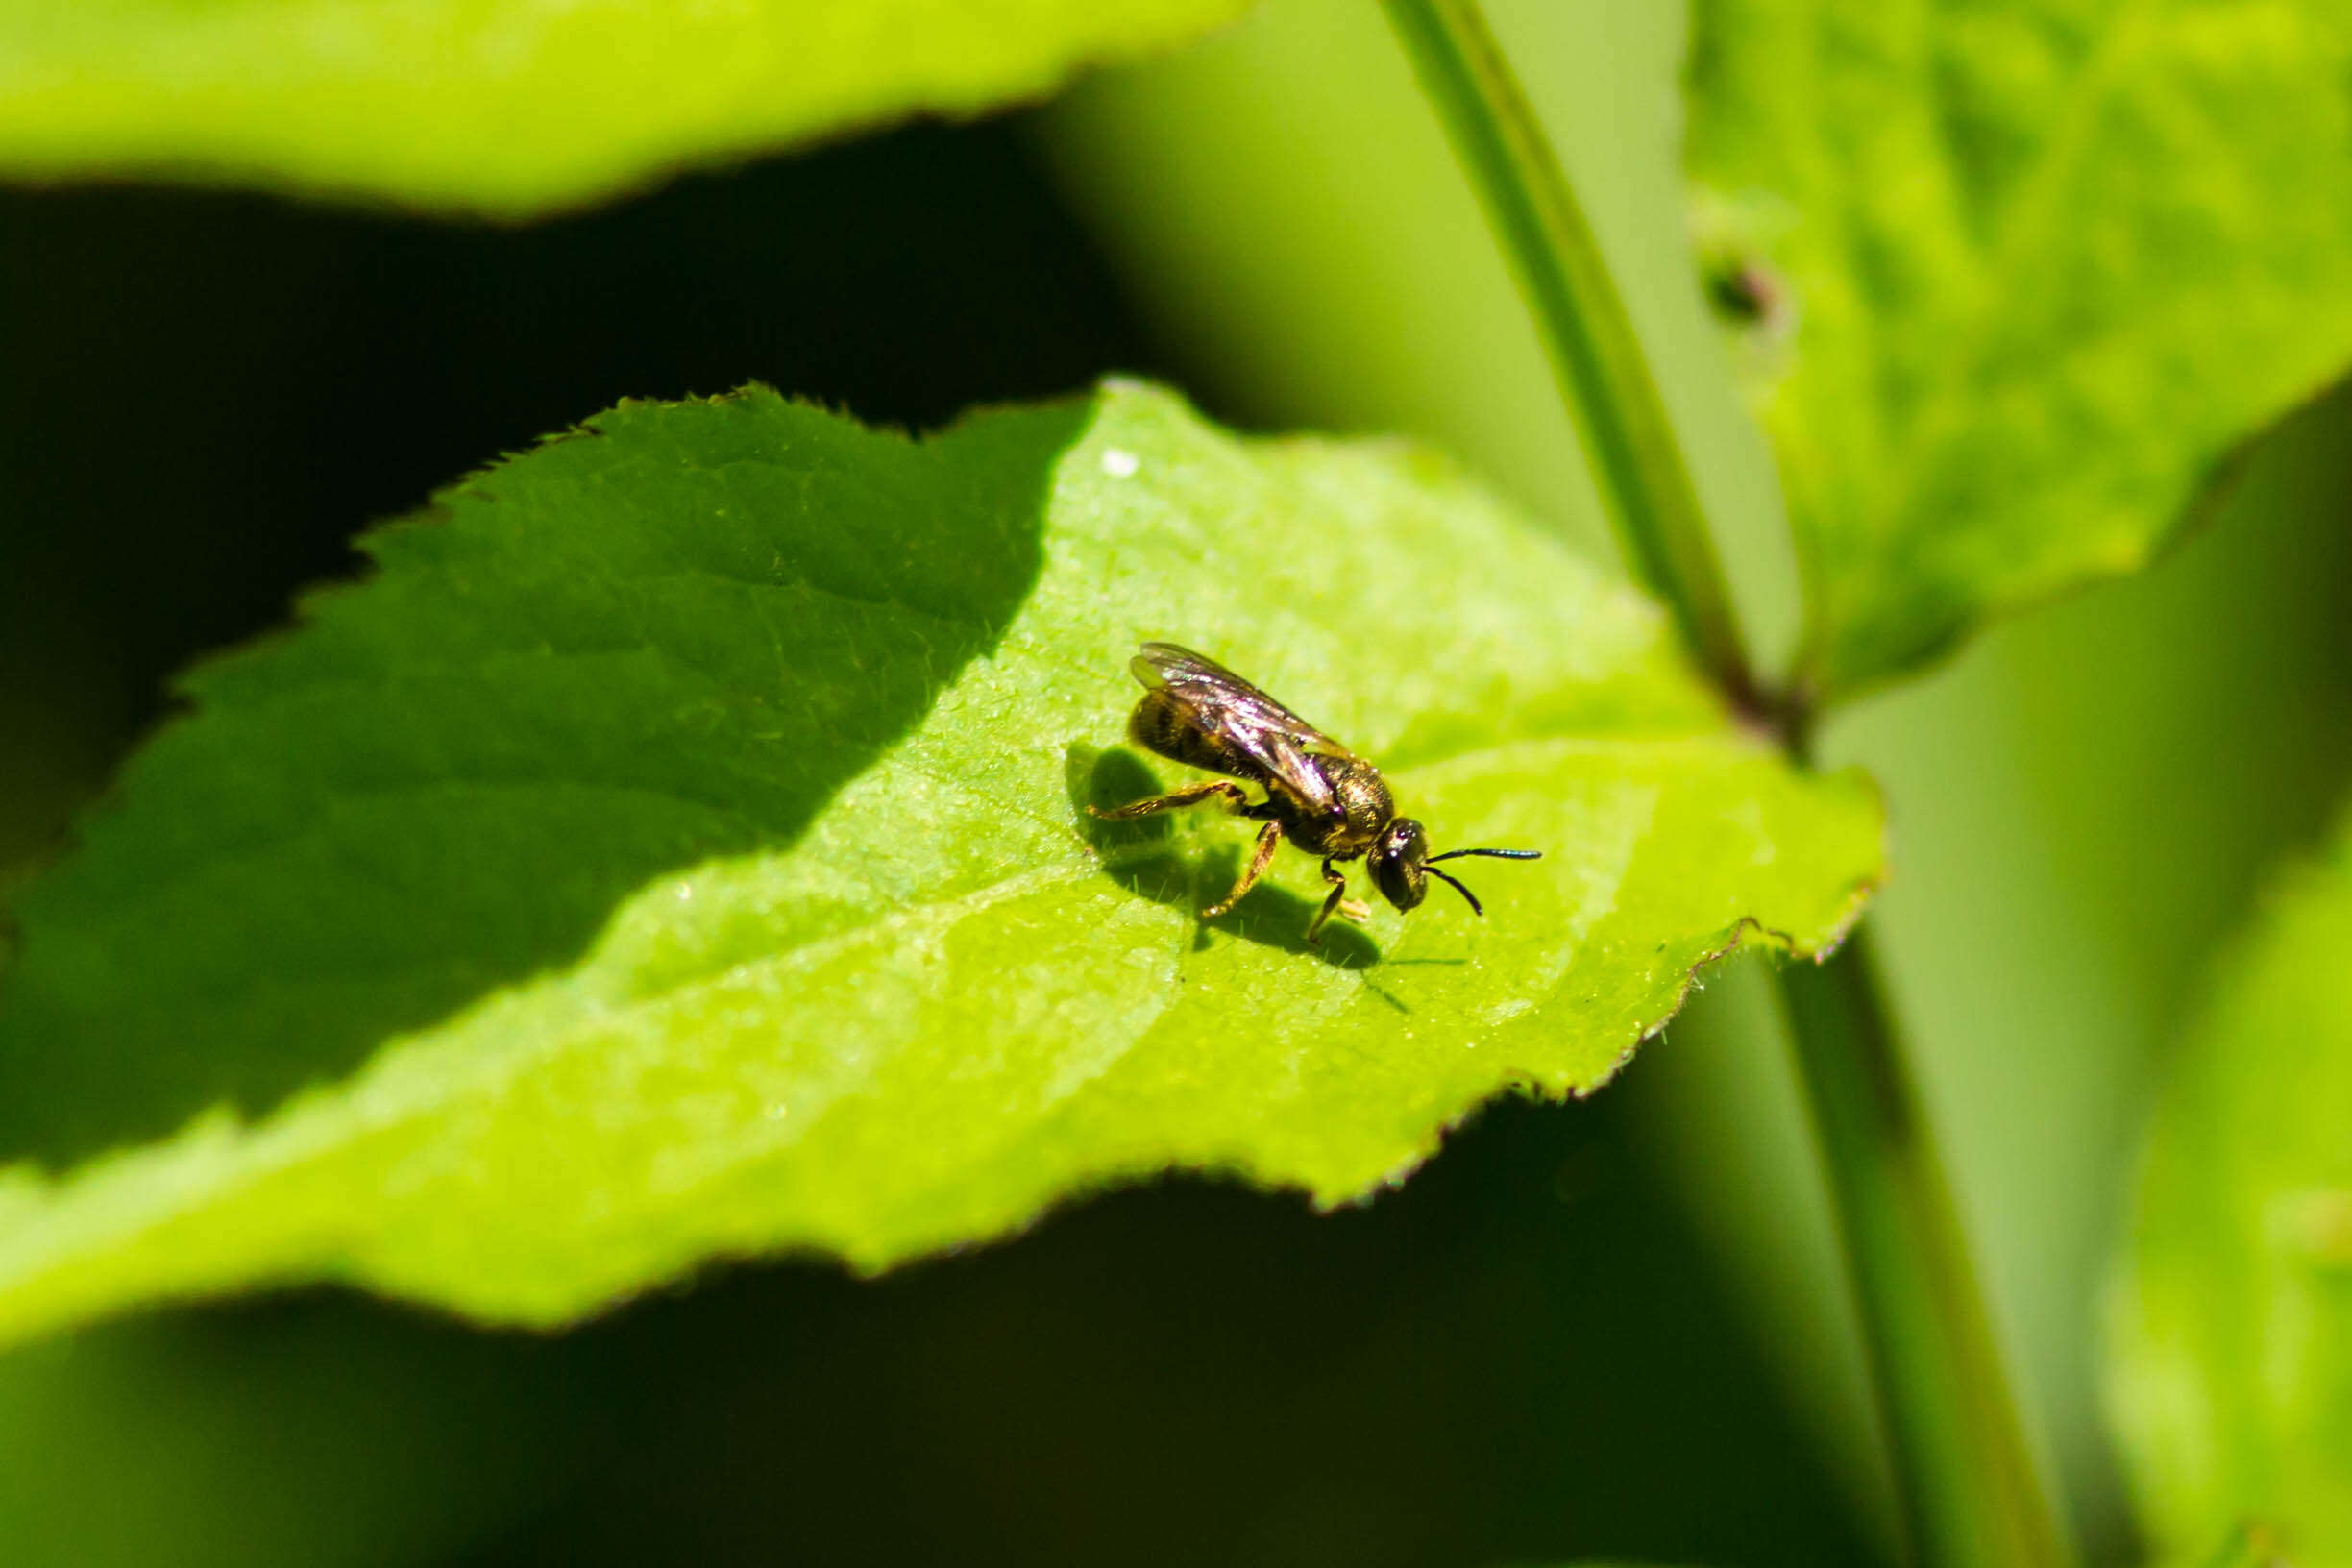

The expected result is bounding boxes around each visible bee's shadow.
[1063,742,1381,970]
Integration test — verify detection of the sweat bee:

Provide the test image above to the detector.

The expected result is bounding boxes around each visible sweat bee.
[1089,642,1542,943]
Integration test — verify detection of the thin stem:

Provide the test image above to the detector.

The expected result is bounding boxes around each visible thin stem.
[1384,8,2075,1562]
[1381,0,1756,710]
[1776,927,2076,1568]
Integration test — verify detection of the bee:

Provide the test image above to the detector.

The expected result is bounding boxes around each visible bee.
[1089,642,1542,943]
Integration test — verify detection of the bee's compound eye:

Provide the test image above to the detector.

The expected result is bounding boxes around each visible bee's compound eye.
[1372,819,1430,911]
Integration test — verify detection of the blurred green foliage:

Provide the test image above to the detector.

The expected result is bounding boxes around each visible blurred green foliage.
[2109,817,2352,1566]
[0,0,1251,215]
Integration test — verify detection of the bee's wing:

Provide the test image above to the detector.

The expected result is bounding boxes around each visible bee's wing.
[1130,643,1354,818]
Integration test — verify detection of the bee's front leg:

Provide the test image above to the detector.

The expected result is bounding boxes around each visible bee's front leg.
[1306,858,1357,945]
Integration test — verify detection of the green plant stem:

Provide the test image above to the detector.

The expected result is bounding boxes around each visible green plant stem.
[1387,7,2074,1561]
[1381,0,1756,710]
[1776,927,2075,1568]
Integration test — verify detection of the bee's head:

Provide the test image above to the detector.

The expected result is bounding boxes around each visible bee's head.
[1370,819,1543,917]
[1369,819,1433,912]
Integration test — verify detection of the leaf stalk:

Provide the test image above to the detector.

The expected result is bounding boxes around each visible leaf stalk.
[1380,0,1756,711]
[1384,6,2078,1564]
[1776,928,2077,1568]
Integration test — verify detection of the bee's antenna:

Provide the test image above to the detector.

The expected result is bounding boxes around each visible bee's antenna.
[1427,847,1542,864]
[1424,866,1484,917]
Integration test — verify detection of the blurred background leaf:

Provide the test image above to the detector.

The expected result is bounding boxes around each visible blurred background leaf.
[0,0,1252,216]
[0,380,1881,1342]
[2107,814,2352,1567]
[1682,0,2352,700]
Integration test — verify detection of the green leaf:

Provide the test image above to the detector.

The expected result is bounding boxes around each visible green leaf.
[2107,812,2352,1565]
[0,380,1882,1343]
[1684,0,2352,699]
[0,0,1252,218]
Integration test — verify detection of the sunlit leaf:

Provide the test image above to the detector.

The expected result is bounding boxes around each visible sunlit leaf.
[2107,812,2352,1565]
[0,380,1882,1343]
[1685,0,2352,698]
[0,0,1253,217]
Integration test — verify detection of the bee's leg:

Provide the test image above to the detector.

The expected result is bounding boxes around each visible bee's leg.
[1088,778,1250,820]
[1305,858,1353,945]
[1202,821,1284,919]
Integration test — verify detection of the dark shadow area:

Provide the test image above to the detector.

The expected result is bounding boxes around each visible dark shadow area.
[1066,742,1381,968]
[1,398,1084,1164]
[0,1071,1880,1568]
[0,120,1169,1165]
[482,1086,1876,1568]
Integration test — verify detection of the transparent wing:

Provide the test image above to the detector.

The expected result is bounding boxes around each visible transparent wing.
[1130,642,1354,817]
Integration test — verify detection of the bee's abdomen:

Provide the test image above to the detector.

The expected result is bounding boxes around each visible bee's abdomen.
[1129,691,1258,780]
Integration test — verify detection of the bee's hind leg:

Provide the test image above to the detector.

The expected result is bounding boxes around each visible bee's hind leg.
[1202,821,1284,919]
[1089,778,1251,820]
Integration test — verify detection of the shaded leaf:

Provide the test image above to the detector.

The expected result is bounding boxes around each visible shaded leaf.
[2107,812,2352,1565]
[0,0,1252,217]
[1685,0,2352,698]
[0,380,1881,1342]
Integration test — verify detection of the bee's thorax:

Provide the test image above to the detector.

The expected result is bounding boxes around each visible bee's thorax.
[1284,754,1392,857]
